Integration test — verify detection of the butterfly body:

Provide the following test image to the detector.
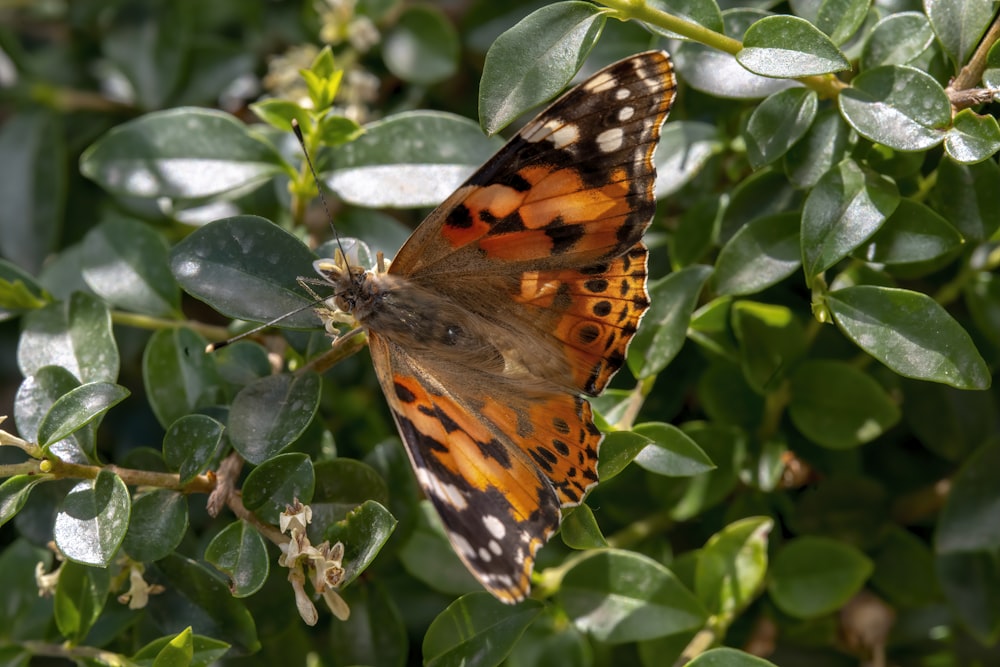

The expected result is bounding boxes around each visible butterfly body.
[317,51,677,603]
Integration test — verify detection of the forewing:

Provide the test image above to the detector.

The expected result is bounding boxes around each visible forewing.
[390,50,677,277]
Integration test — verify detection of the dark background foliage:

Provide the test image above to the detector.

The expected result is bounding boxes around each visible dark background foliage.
[1,0,999,666]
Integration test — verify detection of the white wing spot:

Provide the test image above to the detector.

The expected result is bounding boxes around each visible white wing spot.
[521,119,579,149]
[416,468,470,511]
[478,547,493,563]
[584,71,617,93]
[618,106,635,122]
[450,532,477,559]
[483,515,506,540]
[596,127,624,153]
[615,87,631,100]
[489,539,503,555]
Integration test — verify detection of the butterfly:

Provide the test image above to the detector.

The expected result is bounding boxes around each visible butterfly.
[315,51,677,603]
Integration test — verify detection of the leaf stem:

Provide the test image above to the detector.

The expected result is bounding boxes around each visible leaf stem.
[111,311,231,342]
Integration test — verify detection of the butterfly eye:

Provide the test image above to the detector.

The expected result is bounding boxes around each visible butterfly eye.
[442,324,463,345]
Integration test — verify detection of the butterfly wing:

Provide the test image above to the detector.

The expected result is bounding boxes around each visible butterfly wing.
[368,333,600,602]
[357,51,676,602]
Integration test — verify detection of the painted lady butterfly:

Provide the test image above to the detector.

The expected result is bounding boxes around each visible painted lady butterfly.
[316,51,676,603]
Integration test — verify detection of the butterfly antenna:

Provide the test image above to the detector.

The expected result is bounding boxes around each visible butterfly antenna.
[205,295,333,353]
[291,119,355,283]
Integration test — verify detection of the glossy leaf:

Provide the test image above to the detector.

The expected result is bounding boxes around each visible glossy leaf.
[323,500,398,588]
[732,301,806,393]
[560,550,707,643]
[645,0,724,40]
[81,216,181,317]
[228,373,321,464]
[0,258,50,321]
[424,592,542,667]
[122,489,188,562]
[654,121,723,197]
[788,359,901,449]
[739,16,850,77]
[54,561,110,643]
[929,157,1000,241]
[827,285,990,389]
[839,66,950,151]
[241,453,315,520]
[801,159,899,278]
[944,109,1000,164]
[814,0,870,45]
[54,471,131,567]
[170,216,321,329]
[632,422,716,477]
[329,584,408,667]
[312,459,391,530]
[80,107,289,200]
[17,292,119,384]
[695,517,772,617]
[744,87,817,167]
[560,503,608,550]
[854,198,963,266]
[924,0,994,66]
[143,328,225,429]
[163,414,225,484]
[768,537,873,618]
[628,265,713,378]
[714,212,801,296]
[0,476,45,529]
[204,521,269,598]
[478,1,606,134]
[860,11,935,70]
[13,365,93,463]
[687,647,779,666]
[37,382,130,447]
[597,430,655,482]
[131,631,230,666]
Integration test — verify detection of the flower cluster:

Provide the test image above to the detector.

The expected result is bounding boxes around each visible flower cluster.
[278,500,350,623]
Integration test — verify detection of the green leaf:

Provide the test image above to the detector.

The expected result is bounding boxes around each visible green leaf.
[785,109,852,188]
[149,554,260,655]
[80,107,289,200]
[839,66,951,151]
[698,363,764,431]
[695,517,772,617]
[143,327,225,429]
[597,430,654,482]
[424,592,542,667]
[903,378,996,460]
[744,88,818,167]
[738,16,850,77]
[654,121,723,198]
[632,422,716,477]
[924,0,995,66]
[768,536,873,618]
[324,500,398,588]
[204,521,269,598]
[170,216,321,329]
[827,285,991,389]
[966,270,1000,347]
[132,632,230,666]
[944,109,1000,164]
[732,301,806,393]
[860,11,936,70]
[18,292,120,383]
[54,470,131,567]
[645,0,724,40]
[329,584,408,667]
[714,212,801,296]
[241,453,315,521]
[229,373,321,464]
[854,198,963,266]
[937,440,1000,555]
[163,414,225,484]
[81,216,181,317]
[37,382,130,447]
[561,503,608,549]
[559,549,707,643]
[317,115,364,147]
[871,526,940,607]
[801,159,899,278]
[249,99,312,133]
[327,112,504,208]
[628,265,713,378]
[0,113,64,274]
[0,258,50,320]
[814,0,870,45]
[312,458,391,529]
[399,501,478,596]
[0,476,45,529]
[152,627,194,667]
[479,1,606,134]
[122,489,189,562]
[788,359,901,449]
[720,169,801,244]
[53,561,110,643]
[14,365,93,463]
[383,5,459,85]
[929,157,1000,241]
[671,424,746,521]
